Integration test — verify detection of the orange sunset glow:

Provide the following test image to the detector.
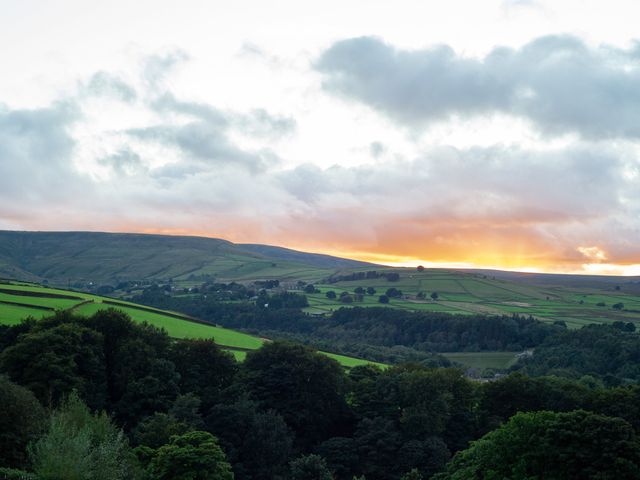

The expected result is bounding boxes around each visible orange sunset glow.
[1,1,639,277]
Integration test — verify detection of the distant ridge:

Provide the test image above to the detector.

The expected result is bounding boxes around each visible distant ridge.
[0,230,375,285]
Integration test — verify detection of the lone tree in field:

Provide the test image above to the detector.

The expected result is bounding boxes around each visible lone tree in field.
[366,287,376,295]
[325,291,337,299]
[417,265,425,272]
[378,295,389,304]
[430,292,439,301]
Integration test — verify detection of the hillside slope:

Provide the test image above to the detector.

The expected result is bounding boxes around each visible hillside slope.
[0,230,373,285]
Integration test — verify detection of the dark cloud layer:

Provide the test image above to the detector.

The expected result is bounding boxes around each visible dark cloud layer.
[317,35,640,138]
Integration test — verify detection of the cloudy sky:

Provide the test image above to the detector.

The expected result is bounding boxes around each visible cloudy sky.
[2,0,640,274]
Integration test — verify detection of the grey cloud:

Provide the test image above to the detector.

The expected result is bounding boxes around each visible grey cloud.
[98,148,145,176]
[317,35,640,139]
[127,122,274,174]
[129,94,293,173]
[369,141,386,158]
[84,72,137,102]
[0,101,79,199]
[151,93,229,126]
[143,49,190,90]
[235,109,296,138]
[152,94,295,138]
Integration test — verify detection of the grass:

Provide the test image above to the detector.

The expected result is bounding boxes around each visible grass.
[73,302,264,350]
[0,304,54,324]
[312,269,640,327]
[0,281,380,368]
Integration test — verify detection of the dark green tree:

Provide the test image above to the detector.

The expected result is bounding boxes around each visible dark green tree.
[169,339,237,410]
[132,413,190,449]
[241,342,350,449]
[148,431,233,480]
[289,454,333,480]
[0,322,106,408]
[0,376,46,468]
[205,397,293,480]
[435,410,640,480]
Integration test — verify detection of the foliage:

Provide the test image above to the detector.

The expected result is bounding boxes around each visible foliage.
[147,431,234,480]
[205,397,293,480]
[132,413,191,449]
[434,410,640,480]
[0,376,45,468]
[516,323,640,384]
[241,342,350,449]
[29,392,138,480]
[0,468,38,480]
[289,454,333,480]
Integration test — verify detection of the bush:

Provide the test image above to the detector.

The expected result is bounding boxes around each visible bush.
[0,468,38,480]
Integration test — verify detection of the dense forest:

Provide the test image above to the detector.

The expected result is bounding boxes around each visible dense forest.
[132,288,561,364]
[2,310,640,479]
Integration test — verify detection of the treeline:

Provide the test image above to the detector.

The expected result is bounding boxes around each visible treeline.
[515,322,640,385]
[133,288,561,358]
[2,310,640,479]
[324,271,400,283]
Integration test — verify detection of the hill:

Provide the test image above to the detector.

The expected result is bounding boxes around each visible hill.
[0,280,380,368]
[0,230,373,286]
[2,230,640,331]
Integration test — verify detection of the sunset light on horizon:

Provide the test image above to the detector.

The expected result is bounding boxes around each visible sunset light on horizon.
[2,0,640,276]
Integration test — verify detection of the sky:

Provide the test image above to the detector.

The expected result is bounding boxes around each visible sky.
[1,0,640,275]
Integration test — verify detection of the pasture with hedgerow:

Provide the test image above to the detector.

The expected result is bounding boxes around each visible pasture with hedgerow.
[3,2,640,479]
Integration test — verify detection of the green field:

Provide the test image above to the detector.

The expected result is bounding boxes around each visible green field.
[303,269,640,328]
[0,282,378,368]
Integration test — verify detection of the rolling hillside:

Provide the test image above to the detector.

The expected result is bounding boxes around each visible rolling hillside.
[306,267,640,328]
[0,230,372,285]
[2,230,640,329]
[0,280,380,368]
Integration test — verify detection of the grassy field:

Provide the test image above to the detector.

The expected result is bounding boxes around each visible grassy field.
[303,268,640,328]
[0,281,378,368]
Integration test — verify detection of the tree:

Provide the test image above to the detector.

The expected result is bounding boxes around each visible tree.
[241,342,349,449]
[29,392,138,480]
[0,376,46,468]
[354,287,365,295]
[305,284,318,294]
[148,431,233,480]
[378,295,389,304]
[0,321,107,409]
[416,266,425,272]
[169,339,237,410]
[434,410,640,480]
[326,291,337,299]
[340,295,354,304]
[401,469,423,480]
[133,413,191,449]
[289,454,333,480]
[430,292,439,301]
[204,397,293,480]
[366,287,376,295]
[613,302,624,310]
[385,288,402,298]
[317,437,358,480]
